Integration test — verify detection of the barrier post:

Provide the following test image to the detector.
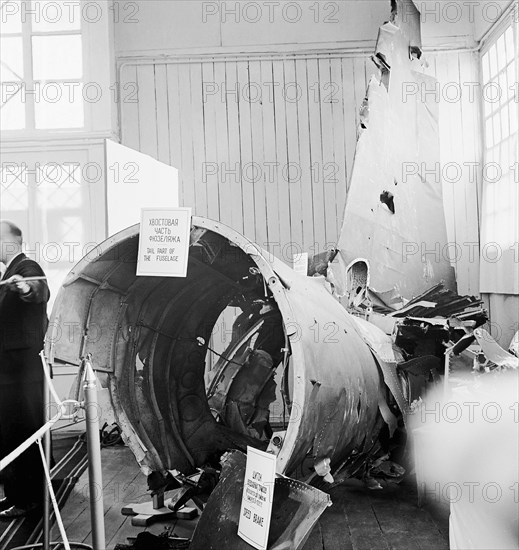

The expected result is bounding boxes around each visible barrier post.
[443,346,453,397]
[42,367,52,550]
[84,358,106,550]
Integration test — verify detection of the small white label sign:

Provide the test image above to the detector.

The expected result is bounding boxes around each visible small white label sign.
[238,447,276,550]
[136,208,191,277]
[292,252,309,276]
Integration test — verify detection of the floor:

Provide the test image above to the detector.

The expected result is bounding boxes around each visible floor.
[48,444,199,548]
[302,479,449,550]
[44,444,449,550]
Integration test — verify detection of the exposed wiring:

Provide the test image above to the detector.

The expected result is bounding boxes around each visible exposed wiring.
[137,321,248,367]
[136,321,202,343]
[206,344,245,367]
[10,544,93,550]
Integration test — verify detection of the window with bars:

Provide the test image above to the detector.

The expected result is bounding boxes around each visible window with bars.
[0,0,84,131]
[481,21,518,248]
[480,13,518,294]
[0,0,101,304]
[0,151,93,306]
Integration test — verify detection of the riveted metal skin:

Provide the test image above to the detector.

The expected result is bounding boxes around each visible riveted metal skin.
[46,217,386,478]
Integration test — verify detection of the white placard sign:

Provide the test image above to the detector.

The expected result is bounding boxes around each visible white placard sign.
[238,447,276,550]
[137,208,191,277]
[292,252,309,276]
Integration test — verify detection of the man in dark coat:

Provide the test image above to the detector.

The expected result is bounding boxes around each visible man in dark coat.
[0,220,50,518]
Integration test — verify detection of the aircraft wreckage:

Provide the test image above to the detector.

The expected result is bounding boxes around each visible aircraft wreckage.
[49,218,396,479]
[44,1,492,547]
[45,218,487,548]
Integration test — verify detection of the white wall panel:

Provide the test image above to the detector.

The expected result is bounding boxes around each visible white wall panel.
[119,54,377,259]
[119,50,482,287]
[429,51,483,296]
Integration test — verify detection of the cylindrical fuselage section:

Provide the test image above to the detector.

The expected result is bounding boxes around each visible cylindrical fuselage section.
[46,218,385,478]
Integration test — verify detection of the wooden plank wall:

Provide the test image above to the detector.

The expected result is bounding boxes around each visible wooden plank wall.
[120,54,379,262]
[119,51,481,293]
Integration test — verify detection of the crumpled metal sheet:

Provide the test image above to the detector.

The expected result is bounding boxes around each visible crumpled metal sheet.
[331,0,455,300]
[510,331,519,358]
[190,450,331,550]
[350,316,409,430]
[474,328,519,370]
[46,217,389,480]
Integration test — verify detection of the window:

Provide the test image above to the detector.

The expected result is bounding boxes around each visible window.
[0,148,103,308]
[480,11,519,294]
[481,21,518,249]
[0,0,84,131]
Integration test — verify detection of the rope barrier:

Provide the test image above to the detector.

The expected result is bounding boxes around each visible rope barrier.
[1,352,103,550]
[36,438,71,550]
[40,352,62,408]
[0,355,80,472]
[8,544,93,550]
[0,413,62,473]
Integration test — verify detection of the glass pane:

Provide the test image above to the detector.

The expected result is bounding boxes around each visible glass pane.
[485,79,501,112]
[486,144,495,164]
[499,70,508,105]
[482,52,491,84]
[500,134,510,169]
[500,104,510,139]
[0,171,29,259]
[32,35,82,80]
[0,164,28,211]
[0,36,24,81]
[504,27,514,63]
[33,158,85,299]
[506,63,516,102]
[1,2,22,33]
[485,117,494,148]
[0,82,26,129]
[37,211,84,304]
[485,182,495,216]
[489,45,498,78]
[31,0,81,32]
[510,133,518,166]
[34,81,84,128]
[494,176,512,244]
[483,96,494,118]
[488,152,502,183]
[36,162,81,190]
[496,34,507,71]
[37,181,81,208]
[493,112,502,144]
[509,101,518,136]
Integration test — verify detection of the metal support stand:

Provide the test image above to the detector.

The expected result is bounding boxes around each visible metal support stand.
[443,348,451,397]
[84,358,106,550]
[5,352,104,550]
[42,367,52,550]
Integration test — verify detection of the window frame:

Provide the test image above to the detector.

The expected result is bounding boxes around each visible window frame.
[0,0,86,134]
[478,4,519,295]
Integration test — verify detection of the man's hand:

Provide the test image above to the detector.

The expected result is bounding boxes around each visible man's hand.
[4,275,31,295]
